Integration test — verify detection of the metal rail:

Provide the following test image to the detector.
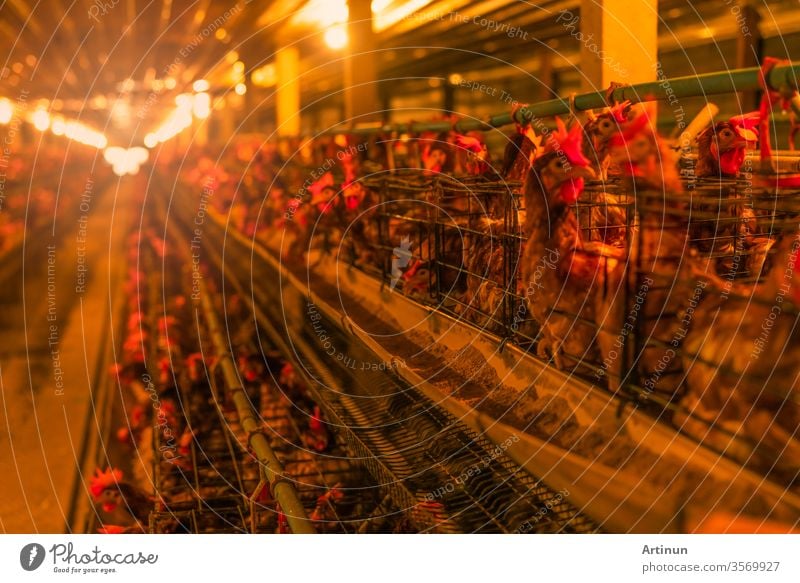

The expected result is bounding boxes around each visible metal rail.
[197,279,315,534]
[321,62,800,136]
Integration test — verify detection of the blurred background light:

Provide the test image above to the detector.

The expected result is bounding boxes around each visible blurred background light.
[31,109,50,131]
[0,98,12,124]
[324,24,349,49]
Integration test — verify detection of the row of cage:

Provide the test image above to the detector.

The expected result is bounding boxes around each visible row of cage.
[325,166,800,483]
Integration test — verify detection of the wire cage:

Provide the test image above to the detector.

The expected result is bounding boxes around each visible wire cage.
[346,160,800,486]
[358,171,523,336]
[621,176,800,483]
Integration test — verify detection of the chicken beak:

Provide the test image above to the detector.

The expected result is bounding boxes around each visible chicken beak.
[572,164,597,181]
[734,126,758,147]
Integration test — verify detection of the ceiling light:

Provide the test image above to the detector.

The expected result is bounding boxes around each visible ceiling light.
[51,117,66,135]
[0,99,12,124]
[31,109,50,131]
[324,24,348,49]
[193,92,211,119]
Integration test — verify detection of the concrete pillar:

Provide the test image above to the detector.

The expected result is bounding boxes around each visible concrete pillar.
[537,44,556,101]
[578,0,658,93]
[276,46,301,137]
[736,2,762,109]
[345,0,380,124]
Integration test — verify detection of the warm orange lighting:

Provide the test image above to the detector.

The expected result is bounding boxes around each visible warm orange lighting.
[252,64,277,88]
[324,24,348,49]
[51,117,66,135]
[192,92,211,119]
[0,98,12,124]
[104,146,149,176]
[293,0,348,28]
[31,109,50,131]
[372,0,435,32]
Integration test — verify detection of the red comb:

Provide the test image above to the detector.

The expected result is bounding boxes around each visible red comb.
[308,172,334,198]
[454,134,484,154]
[608,100,631,123]
[90,467,122,499]
[608,112,652,148]
[729,111,760,130]
[546,117,590,166]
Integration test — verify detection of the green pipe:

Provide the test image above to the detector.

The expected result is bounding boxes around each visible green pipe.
[329,62,800,136]
[198,281,315,534]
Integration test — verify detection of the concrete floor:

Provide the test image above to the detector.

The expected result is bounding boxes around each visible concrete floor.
[0,176,133,533]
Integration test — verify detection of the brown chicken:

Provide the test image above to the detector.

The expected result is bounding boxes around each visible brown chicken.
[583,100,633,180]
[521,117,601,368]
[454,133,493,177]
[598,113,706,394]
[692,113,762,276]
[677,232,800,482]
[694,112,759,178]
[456,127,539,330]
[90,467,156,527]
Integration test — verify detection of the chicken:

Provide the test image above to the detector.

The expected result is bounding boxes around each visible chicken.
[694,113,759,178]
[339,177,380,267]
[608,112,683,193]
[597,113,707,394]
[456,125,540,330]
[739,206,777,278]
[520,117,600,368]
[677,232,800,482]
[309,485,345,524]
[454,133,492,177]
[692,112,775,278]
[238,353,264,411]
[502,118,541,194]
[757,57,798,174]
[582,100,633,180]
[457,223,507,330]
[303,405,331,453]
[418,132,452,175]
[687,113,760,276]
[90,467,156,527]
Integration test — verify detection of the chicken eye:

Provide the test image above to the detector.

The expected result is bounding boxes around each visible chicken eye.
[600,120,612,131]
[720,129,733,139]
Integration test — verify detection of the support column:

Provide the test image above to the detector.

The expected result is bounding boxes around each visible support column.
[736,2,762,109]
[345,0,380,124]
[276,46,301,137]
[579,0,658,94]
[537,44,556,101]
